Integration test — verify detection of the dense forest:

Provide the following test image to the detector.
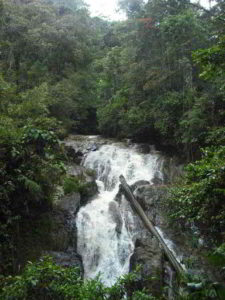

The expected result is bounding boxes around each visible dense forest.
[0,0,225,299]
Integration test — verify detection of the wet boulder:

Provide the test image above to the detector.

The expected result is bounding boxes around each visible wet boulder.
[108,201,123,234]
[63,135,106,157]
[134,143,151,154]
[129,237,163,297]
[161,156,184,184]
[47,208,77,252]
[133,184,168,224]
[64,145,83,164]
[130,180,150,192]
[55,192,81,215]
[49,248,84,277]
[66,164,98,205]
[151,173,163,185]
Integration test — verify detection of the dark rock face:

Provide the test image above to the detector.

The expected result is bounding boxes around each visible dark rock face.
[128,181,150,210]
[125,182,169,297]
[14,187,87,276]
[133,184,168,225]
[151,173,163,185]
[64,145,83,164]
[49,249,83,277]
[133,143,157,154]
[117,181,166,297]
[12,204,81,275]
[108,201,123,234]
[129,237,163,297]
[66,163,98,206]
[130,180,150,192]
[49,209,77,252]
[82,181,98,203]
[43,136,101,275]
[161,156,184,184]
[129,176,222,286]
[63,135,106,157]
[47,161,98,275]
[56,192,81,215]
[134,143,151,154]
[44,193,84,275]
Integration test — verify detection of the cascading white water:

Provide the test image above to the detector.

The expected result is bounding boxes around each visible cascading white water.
[76,141,163,286]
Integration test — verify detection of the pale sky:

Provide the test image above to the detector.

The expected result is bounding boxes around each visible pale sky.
[85,0,216,21]
[85,0,126,20]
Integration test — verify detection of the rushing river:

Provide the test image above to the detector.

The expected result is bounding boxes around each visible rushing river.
[76,138,163,286]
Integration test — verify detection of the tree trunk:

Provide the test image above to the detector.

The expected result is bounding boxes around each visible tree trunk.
[119,175,184,276]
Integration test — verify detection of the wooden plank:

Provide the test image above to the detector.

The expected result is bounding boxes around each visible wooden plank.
[119,175,184,276]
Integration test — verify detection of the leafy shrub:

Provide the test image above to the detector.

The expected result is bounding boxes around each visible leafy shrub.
[97,96,127,137]
[205,127,225,147]
[0,125,65,274]
[0,257,156,300]
[85,168,96,178]
[63,175,95,199]
[168,146,225,238]
[208,243,225,269]
[63,176,81,195]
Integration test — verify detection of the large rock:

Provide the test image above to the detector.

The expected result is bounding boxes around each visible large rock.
[49,248,83,277]
[66,164,98,205]
[13,189,84,275]
[130,180,150,192]
[161,156,184,184]
[43,194,83,275]
[117,182,165,297]
[11,204,81,275]
[63,135,106,157]
[130,179,223,284]
[133,184,168,225]
[129,237,163,297]
[64,144,83,164]
[55,192,81,215]
[108,201,123,234]
[48,209,77,252]
[123,182,169,297]
[133,143,157,154]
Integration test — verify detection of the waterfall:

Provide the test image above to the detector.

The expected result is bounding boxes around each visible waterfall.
[76,141,163,286]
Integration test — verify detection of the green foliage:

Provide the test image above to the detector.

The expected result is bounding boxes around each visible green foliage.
[63,176,83,195]
[1,0,99,135]
[120,104,153,138]
[208,243,225,268]
[0,115,21,143]
[193,35,225,91]
[168,146,225,236]
[176,267,225,300]
[49,73,97,133]
[153,92,184,146]
[0,0,104,275]
[0,257,81,300]
[0,257,156,300]
[0,74,16,113]
[95,0,225,157]
[0,120,66,273]
[0,124,65,212]
[8,83,50,120]
[205,127,225,147]
[97,96,128,137]
[63,174,96,199]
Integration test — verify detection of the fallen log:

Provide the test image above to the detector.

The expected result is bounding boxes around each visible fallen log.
[119,175,184,276]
